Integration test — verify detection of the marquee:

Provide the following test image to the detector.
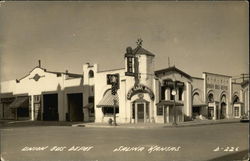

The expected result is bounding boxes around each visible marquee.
[127,84,154,100]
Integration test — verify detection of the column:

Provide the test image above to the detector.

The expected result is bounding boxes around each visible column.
[218,103,221,119]
[30,95,34,121]
[144,102,146,123]
[130,102,133,123]
[165,88,170,100]
[213,104,217,120]
[135,103,138,123]
[239,104,242,117]
[166,106,169,123]
[185,82,192,117]
[226,100,229,118]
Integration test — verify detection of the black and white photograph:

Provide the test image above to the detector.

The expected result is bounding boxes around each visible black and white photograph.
[0,1,249,161]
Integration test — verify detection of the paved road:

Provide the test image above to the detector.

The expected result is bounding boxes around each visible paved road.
[0,123,248,161]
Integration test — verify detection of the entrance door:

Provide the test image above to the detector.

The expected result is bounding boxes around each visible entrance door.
[220,103,226,119]
[208,107,214,120]
[43,94,58,121]
[68,93,83,121]
[137,104,144,122]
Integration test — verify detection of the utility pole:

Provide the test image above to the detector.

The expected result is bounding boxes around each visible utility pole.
[109,74,119,126]
[241,73,245,82]
[172,81,177,126]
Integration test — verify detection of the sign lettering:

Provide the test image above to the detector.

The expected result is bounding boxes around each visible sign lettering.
[127,84,154,100]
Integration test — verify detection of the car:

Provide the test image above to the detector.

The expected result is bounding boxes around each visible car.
[240,114,249,122]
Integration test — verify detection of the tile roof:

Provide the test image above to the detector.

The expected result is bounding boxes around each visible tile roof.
[132,46,155,57]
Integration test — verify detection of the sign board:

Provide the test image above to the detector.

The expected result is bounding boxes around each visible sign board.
[107,74,119,89]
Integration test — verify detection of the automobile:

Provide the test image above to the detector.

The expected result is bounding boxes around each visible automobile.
[240,114,249,122]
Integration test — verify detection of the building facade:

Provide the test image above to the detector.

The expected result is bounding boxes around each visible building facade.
[0,42,249,124]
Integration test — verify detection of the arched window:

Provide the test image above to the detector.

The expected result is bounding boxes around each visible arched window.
[208,93,214,102]
[88,70,94,78]
[233,95,239,104]
[221,94,227,103]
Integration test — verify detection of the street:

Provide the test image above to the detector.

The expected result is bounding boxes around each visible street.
[0,123,248,161]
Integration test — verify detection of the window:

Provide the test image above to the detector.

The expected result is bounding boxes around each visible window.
[234,107,239,117]
[208,93,214,102]
[178,88,183,101]
[170,89,175,100]
[88,70,94,78]
[157,106,163,116]
[17,107,29,117]
[127,57,133,73]
[161,86,166,100]
[88,96,94,103]
[34,95,41,103]
[102,107,119,116]
[233,96,239,104]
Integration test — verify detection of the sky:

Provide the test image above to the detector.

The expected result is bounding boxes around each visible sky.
[0,1,248,82]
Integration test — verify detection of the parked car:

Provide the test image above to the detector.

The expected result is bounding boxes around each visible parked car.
[240,114,249,122]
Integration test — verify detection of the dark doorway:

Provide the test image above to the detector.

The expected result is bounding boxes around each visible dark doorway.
[43,94,58,121]
[220,103,226,119]
[208,107,214,120]
[192,106,201,119]
[137,103,144,122]
[68,93,83,121]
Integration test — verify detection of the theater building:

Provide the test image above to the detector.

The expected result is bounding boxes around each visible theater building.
[0,41,249,123]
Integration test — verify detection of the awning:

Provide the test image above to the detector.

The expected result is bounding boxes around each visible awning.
[83,103,94,109]
[9,97,29,108]
[97,90,119,108]
[156,100,184,106]
[193,95,207,107]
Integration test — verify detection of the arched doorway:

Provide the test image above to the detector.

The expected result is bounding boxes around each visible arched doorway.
[132,97,149,123]
[232,95,241,118]
[220,102,226,119]
[220,94,227,119]
[207,92,215,120]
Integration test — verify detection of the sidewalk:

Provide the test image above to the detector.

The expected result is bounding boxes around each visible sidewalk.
[0,120,80,128]
[0,118,242,129]
[72,118,242,129]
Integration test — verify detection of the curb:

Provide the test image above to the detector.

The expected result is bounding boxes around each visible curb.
[72,120,241,129]
[165,120,241,128]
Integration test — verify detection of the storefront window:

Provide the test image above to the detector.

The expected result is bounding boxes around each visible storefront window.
[178,88,183,101]
[161,86,166,100]
[88,96,95,117]
[157,106,163,116]
[17,107,29,117]
[132,104,135,119]
[234,107,239,117]
[102,107,119,116]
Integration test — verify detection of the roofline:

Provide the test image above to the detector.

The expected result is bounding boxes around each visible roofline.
[154,66,192,80]
[192,76,204,80]
[98,68,125,73]
[133,46,155,57]
[203,72,232,78]
[17,66,83,82]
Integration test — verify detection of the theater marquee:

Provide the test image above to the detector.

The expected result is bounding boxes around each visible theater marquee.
[127,84,154,100]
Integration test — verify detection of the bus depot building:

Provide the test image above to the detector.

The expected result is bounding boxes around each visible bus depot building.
[0,43,249,124]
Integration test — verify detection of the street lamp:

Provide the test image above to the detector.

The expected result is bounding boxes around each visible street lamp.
[171,81,178,126]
